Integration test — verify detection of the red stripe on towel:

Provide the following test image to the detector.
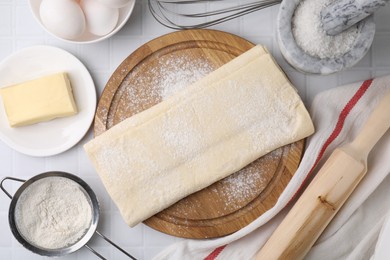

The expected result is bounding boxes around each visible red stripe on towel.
[204,78,373,260]
[204,245,226,260]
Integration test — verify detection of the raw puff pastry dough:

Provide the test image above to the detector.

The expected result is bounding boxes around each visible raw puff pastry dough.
[84,45,315,227]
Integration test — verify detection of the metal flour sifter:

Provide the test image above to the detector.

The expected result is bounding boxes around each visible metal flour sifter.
[1,171,137,260]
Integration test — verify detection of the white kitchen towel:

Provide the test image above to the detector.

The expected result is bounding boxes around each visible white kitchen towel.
[153,75,390,260]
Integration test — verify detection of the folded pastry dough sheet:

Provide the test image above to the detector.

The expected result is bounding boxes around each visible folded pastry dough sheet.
[84,45,314,227]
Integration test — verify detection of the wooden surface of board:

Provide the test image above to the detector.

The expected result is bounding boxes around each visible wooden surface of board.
[93,29,305,239]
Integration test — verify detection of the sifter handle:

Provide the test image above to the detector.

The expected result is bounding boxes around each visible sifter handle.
[84,230,138,260]
[0,177,25,199]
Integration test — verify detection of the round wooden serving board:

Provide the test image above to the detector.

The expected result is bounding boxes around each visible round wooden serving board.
[94,29,305,239]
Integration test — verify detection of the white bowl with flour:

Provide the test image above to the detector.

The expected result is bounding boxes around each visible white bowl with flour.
[277,0,376,75]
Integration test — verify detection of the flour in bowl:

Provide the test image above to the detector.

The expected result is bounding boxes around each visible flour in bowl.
[292,0,359,59]
[14,176,92,249]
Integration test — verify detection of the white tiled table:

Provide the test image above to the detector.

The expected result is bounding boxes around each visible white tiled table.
[1,1,390,259]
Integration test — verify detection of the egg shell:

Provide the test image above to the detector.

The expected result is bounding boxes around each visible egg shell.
[96,0,132,8]
[40,0,86,40]
[81,0,119,36]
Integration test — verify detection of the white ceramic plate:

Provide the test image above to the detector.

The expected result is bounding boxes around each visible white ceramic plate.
[0,46,96,157]
[28,0,135,44]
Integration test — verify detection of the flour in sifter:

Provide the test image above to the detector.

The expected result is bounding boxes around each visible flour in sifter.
[14,177,92,249]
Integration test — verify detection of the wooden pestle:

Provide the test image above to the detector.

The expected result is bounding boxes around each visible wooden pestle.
[256,90,390,260]
[321,0,389,36]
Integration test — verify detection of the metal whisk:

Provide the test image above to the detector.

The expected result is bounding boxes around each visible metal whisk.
[148,0,282,30]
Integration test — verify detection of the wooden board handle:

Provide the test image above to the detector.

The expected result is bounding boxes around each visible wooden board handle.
[256,90,390,259]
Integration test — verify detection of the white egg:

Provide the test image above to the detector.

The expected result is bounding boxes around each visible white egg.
[80,0,119,36]
[96,0,132,8]
[40,0,86,40]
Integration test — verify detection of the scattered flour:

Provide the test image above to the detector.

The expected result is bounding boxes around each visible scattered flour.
[216,148,283,210]
[14,177,92,249]
[122,54,214,119]
[158,55,214,100]
[292,0,359,59]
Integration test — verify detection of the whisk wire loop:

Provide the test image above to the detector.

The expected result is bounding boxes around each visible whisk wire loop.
[148,0,281,30]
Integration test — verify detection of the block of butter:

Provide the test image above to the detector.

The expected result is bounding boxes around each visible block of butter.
[0,72,78,127]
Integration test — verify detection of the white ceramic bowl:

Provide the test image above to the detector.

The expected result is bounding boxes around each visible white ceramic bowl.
[28,0,135,44]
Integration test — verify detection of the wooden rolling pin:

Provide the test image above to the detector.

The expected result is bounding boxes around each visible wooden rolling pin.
[256,90,390,260]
